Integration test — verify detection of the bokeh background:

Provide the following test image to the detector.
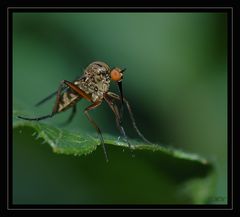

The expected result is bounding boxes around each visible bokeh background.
[13,12,227,204]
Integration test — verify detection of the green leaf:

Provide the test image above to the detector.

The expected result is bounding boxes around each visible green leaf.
[15,121,207,162]
[14,109,208,162]
[13,109,215,204]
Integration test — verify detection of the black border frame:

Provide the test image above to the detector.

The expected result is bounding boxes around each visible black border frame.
[1,1,238,213]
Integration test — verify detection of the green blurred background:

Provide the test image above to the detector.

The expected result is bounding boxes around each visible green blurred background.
[13,12,227,204]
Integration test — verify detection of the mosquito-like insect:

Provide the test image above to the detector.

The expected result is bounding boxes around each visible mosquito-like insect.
[18,61,151,162]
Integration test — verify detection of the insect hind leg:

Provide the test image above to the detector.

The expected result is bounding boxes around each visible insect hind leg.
[17,80,67,122]
[17,113,54,121]
[60,105,77,126]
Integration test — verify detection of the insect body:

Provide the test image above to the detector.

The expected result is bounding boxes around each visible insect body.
[56,62,111,112]
[18,61,151,162]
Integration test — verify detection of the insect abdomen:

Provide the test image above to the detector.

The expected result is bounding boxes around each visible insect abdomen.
[57,91,81,112]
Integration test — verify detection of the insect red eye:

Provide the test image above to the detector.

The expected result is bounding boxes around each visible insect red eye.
[110,69,122,81]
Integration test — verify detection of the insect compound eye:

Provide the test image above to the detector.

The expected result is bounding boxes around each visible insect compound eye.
[110,68,123,81]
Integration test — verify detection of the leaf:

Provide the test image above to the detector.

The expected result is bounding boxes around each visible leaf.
[13,109,215,204]
[14,109,208,162]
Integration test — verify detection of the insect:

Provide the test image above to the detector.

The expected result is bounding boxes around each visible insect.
[18,61,151,162]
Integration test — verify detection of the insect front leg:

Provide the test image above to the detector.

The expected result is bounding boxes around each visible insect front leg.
[103,93,132,149]
[107,92,152,145]
[84,101,109,162]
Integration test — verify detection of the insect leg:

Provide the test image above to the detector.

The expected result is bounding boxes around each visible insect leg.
[35,90,58,107]
[35,75,85,107]
[18,80,91,121]
[60,105,77,126]
[107,92,152,144]
[66,105,77,124]
[84,101,109,162]
[17,80,66,121]
[103,94,131,149]
[63,80,92,102]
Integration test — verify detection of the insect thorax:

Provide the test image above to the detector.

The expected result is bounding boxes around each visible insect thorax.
[75,62,111,102]
[57,62,111,112]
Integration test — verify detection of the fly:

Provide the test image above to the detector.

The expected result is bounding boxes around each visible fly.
[18,61,151,162]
